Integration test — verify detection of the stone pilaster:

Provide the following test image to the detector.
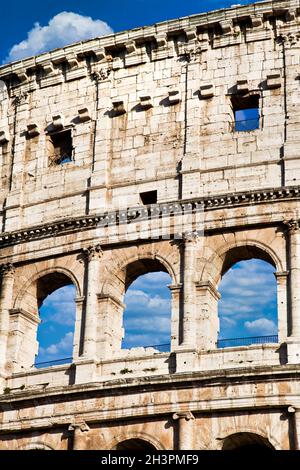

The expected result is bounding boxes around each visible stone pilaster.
[286,406,300,450]
[96,293,125,359]
[68,421,90,450]
[8,308,40,371]
[285,220,300,363]
[173,411,195,450]
[168,284,183,350]
[287,220,300,338]
[293,408,300,450]
[73,296,85,359]
[274,271,289,342]
[181,234,199,347]
[82,245,102,359]
[195,281,221,350]
[0,264,15,369]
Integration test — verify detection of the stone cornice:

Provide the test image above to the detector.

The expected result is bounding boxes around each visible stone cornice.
[97,293,126,310]
[2,362,300,403]
[9,308,40,325]
[195,281,221,301]
[0,363,300,433]
[0,186,299,248]
[0,1,298,88]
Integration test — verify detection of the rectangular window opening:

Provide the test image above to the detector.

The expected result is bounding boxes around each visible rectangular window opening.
[48,129,73,166]
[140,190,157,205]
[231,94,260,132]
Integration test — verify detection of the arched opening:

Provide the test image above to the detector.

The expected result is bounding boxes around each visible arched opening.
[217,246,278,348]
[12,271,76,368]
[122,262,172,352]
[10,270,79,370]
[114,439,157,451]
[222,432,275,451]
[35,273,76,367]
[101,257,175,356]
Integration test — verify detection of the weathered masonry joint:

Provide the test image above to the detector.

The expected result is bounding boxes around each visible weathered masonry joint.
[0,0,300,450]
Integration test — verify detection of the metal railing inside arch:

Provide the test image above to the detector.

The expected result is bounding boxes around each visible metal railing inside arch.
[217,335,278,349]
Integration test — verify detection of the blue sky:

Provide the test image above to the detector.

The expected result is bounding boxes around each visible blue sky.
[218,260,277,340]
[122,272,172,350]
[1,1,258,64]
[37,285,76,364]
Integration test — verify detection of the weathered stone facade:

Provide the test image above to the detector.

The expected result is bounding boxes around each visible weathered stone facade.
[0,0,300,450]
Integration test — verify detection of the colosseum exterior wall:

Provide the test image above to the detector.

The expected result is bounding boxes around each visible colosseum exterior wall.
[0,0,300,450]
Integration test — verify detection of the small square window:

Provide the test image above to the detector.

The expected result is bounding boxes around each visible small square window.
[140,190,157,205]
[231,94,260,132]
[48,130,73,166]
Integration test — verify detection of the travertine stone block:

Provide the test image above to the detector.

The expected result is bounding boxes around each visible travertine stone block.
[0,0,298,451]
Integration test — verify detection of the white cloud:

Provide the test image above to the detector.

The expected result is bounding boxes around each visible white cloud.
[124,333,169,348]
[221,317,237,327]
[4,12,113,63]
[123,272,172,348]
[125,316,170,333]
[40,285,76,326]
[44,331,74,356]
[125,289,171,315]
[244,318,277,335]
[133,272,171,290]
[218,259,277,322]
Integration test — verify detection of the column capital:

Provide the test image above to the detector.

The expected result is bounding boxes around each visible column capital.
[284,219,300,234]
[0,263,15,276]
[83,244,103,261]
[68,421,90,432]
[75,296,85,305]
[168,283,183,293]
[274,271,289,280]
[182,231,201,244]
[9,308,40,325]
[173,411,195,421]
[195,280,221,300]
[97,293,125,309]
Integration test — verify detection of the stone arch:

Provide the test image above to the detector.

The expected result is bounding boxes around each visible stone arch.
[107,431,165,450]
[123,256,173,291]
[221,432,276,450]
[198,238,282,350]
[14,266,81,314]
[216,426,281,450]
[102,250,177,296]
[203,239,283,286]
[10,267,80,370]
[98,251,175,356]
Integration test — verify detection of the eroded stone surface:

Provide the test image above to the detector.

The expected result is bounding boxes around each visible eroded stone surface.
[0,0,299,450]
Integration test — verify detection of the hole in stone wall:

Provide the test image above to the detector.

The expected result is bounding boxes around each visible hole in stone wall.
[231,94,260,132]
[35,283,76,368]
[122,271,172,352]
[217,259,278,348]
[48,129,73,166]
[140,190,157,205]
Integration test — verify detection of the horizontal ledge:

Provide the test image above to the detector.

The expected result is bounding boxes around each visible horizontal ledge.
[0,185,298,248]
